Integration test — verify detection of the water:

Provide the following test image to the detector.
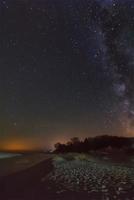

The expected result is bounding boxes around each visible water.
[0,153,21,159]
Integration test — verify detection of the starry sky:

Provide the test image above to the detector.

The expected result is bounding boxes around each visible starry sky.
[0,0,134,151]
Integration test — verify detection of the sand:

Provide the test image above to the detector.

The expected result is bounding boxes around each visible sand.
[0,153,53,176]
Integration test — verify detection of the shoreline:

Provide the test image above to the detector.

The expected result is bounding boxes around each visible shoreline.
[0,153,53,177]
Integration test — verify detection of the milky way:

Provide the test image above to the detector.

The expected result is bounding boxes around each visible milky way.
[99,1,134,135]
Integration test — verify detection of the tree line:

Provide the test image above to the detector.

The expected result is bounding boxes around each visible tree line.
[54,135,134,153]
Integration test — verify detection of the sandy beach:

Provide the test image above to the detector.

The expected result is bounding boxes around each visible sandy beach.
[0,153,53,177]
[0,154,54,200]
[0,153,134,200]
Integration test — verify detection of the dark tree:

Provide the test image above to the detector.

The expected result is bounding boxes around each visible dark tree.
[54,135,133,153]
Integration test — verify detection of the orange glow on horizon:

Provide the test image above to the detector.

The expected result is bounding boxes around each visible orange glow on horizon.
[0,139,43,151]
[4,142,29,151]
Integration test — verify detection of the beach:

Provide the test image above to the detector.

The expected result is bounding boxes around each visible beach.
[0,153,134,200]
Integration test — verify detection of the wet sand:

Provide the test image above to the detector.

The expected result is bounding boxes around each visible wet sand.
[0,156,54,200]
[0,153,52,177]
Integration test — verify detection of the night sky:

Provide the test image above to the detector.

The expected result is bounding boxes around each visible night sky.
[0,0,134,151]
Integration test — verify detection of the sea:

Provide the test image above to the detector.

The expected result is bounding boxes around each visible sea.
[0,153,21,159]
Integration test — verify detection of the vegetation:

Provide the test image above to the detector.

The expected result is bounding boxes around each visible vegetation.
[54,135,133,153]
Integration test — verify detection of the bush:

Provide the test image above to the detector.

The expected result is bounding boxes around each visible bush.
[74,153,90,161]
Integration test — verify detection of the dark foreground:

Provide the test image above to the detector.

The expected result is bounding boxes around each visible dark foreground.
[0,154,134,200]
[0,158,55,200]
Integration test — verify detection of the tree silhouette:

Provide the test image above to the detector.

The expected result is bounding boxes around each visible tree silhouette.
[54,135,133,153]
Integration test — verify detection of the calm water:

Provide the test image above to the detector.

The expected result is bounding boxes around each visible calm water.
[0,153,21,159]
